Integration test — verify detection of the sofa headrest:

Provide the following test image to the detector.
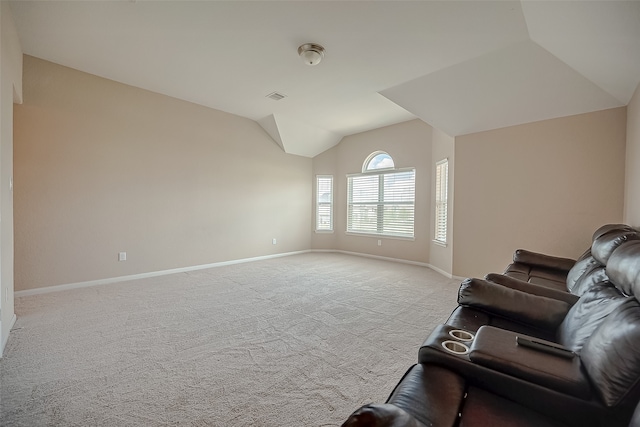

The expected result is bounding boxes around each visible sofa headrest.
[592,224,636,242]
[606,240,640,297]
[591,228,640,265]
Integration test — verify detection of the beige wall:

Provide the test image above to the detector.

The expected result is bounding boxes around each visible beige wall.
[429,127,455,276]
[624,83,640,227]
[453,107,627,278]
[1,2,22,354]
[311,143,338,250]
[312,119,433,264]
[14,56,312,291]
[10,56,635,302]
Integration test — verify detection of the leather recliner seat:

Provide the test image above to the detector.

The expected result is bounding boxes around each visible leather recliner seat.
[503,224,638,292]
[343,362,640,427]
[413,240,640,427]
[340,229,640,427]
[445,230,639,341]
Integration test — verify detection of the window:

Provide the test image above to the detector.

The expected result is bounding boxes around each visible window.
[347,152,415,238]
[364,152,394,171]
[434,159,449,244]
[316,175,333,232]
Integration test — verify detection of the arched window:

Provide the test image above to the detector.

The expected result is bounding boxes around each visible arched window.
[363,151,394,172]
[348,152,415,238]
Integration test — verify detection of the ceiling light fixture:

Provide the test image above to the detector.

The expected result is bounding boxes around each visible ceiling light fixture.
[298,43,325,66]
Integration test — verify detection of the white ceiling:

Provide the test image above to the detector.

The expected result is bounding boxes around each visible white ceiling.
[9,1,640,157]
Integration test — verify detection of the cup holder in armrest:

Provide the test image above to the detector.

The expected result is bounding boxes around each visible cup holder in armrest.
[442,340,470,355]
[449,329,474,342]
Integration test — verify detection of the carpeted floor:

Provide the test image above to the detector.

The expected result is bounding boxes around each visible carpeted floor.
[0,252,460,426]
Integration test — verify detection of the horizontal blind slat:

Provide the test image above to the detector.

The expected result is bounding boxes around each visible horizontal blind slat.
[348,169,415,237]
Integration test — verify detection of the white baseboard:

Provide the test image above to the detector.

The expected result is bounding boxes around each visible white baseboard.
[15,250,311,298]
[1,313,17,357]
[15,249,463,298]
[314,249,461,281]
[329,249,432,268]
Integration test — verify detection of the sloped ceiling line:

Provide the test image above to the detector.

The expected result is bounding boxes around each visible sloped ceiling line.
[9,1,640,157]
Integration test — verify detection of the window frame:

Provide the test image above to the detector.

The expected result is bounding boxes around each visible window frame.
[434,158,449,245]
[346,166,416,240]
[315,175,334,233]
[363,151,395,172]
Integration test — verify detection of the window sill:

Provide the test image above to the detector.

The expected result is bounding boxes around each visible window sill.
[315,230,334,234]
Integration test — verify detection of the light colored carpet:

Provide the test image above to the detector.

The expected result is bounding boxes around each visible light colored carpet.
[0,252,460,426]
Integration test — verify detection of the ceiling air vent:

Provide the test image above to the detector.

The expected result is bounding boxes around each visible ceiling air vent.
[266,91,287,101]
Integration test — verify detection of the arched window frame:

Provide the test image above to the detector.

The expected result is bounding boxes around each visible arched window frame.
[363,151,395,173]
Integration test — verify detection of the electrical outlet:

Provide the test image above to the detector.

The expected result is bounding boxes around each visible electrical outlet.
[118,252,127,261]
[272,238,277,245]
[378,240,382,246]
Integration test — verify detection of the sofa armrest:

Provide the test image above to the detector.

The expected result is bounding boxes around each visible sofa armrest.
[458,278,570,331]
[513,249,576,272]
[418,326,608,425]
[469,326,591,400]
[485,273,579,305]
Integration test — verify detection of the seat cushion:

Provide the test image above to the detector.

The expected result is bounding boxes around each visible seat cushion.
[503,262,531,282]
[528,274,568,290]
[503,263,567,291]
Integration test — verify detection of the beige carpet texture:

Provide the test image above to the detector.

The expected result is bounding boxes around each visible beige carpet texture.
[0,253,460,426]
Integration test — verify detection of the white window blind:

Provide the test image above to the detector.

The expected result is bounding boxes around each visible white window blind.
[347,169,415,238]
[316,175,333,232]
[434,159,449,244]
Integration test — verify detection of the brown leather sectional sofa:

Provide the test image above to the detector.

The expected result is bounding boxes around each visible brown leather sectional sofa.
[342,224,640,427]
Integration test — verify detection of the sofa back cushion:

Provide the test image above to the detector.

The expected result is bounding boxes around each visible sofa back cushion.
[557,283,626,352]
[570,265,610,297]
[606,240,640,297]
[566,256,603,295]
[567,247,600,292]
[580,298,640,407]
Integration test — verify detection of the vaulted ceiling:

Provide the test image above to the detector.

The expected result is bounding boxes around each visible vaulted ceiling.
[9,1,640,157]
